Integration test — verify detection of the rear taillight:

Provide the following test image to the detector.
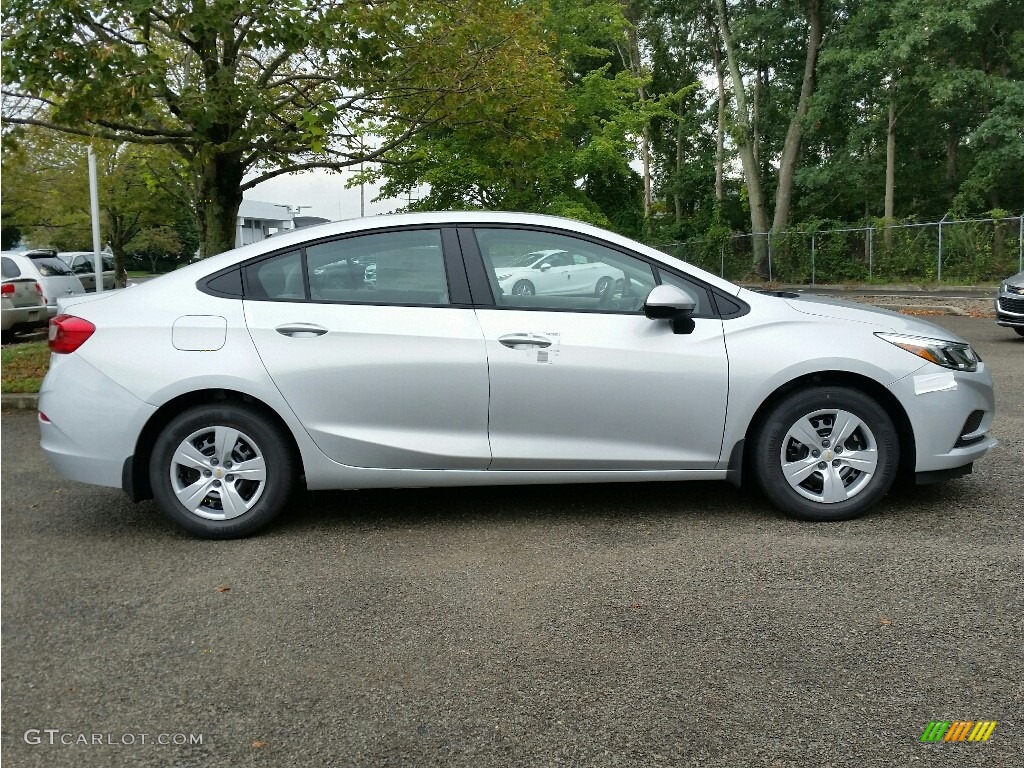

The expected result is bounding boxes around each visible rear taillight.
[1,283,14,296]
[48,314,96,354]
[34,282,43,296]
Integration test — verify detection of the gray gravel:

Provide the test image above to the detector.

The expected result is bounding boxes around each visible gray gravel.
[2,316,1021,767]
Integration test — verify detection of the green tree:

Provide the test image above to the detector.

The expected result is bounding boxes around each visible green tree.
[1,126,195,283]
[2,0,563,256]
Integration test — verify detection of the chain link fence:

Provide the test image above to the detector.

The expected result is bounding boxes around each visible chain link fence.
[654,216,1024,284]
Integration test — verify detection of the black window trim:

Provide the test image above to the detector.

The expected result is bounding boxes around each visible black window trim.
[457,224,749,320]
[198,224,474,307]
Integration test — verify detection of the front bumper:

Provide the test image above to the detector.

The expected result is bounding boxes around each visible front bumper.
[889,364,997,474]
[995,293,1024,327]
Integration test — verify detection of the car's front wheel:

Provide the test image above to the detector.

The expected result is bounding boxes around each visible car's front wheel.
[752,386,899,521]
[149,404,296,538]
[1014,327,1024,337]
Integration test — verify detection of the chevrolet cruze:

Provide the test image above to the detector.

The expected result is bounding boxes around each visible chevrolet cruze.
[39,212,996,538]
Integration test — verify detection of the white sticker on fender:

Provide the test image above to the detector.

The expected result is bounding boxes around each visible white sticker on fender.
[914,372,957,395]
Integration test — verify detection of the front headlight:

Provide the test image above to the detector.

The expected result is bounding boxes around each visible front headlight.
[876,333,979,372]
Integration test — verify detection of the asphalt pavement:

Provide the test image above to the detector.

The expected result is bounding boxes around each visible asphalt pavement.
[1,316,1021,767]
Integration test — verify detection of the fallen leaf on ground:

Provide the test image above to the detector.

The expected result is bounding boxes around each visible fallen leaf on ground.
[251,740,269,748]
[879,617,893,625]
[216,585,231,593]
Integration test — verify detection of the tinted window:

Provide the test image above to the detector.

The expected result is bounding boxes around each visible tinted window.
[306,229,449,306]
[1,257,20,279]
[475,229,656,312]
[31,257,74,277]
[244,250,305,300]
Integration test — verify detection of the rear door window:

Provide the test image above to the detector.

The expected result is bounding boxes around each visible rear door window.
[1,257,20,278]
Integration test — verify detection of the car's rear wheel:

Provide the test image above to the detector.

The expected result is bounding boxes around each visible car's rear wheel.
[595,276,613,297]
[752,386,899,521]
[149,404,296,538]
[512,280,535,296]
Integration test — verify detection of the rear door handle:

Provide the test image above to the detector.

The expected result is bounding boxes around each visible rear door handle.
[498,333,552,349]
[275,323,328,338]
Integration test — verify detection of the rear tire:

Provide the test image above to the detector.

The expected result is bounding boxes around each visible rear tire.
[752,386,899,522]
[512,280,535,296]
[149,403,296,538]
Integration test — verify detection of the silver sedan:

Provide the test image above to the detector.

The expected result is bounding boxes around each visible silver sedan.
[38,212,996,538]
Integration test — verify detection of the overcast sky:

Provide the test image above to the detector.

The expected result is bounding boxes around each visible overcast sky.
[245,168,418,222]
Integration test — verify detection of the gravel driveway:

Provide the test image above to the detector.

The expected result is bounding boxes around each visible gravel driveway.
[2,316,1021,767]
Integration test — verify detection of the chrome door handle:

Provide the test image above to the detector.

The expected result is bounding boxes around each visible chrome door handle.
[498,333,552,349]
[275,323,328,338]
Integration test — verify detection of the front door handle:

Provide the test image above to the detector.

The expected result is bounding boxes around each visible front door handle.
[498,333,553,349]
[275,323,328,338]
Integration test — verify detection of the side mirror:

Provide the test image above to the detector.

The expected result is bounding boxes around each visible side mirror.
[644,284,697,334]
[539,262,552,271]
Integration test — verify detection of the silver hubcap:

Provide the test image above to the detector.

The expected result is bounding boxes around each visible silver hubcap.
[169,426,267,520]
[780,409,878,504]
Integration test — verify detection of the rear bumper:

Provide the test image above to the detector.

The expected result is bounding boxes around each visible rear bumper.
[2,305,47,332]
[39,353,155,489]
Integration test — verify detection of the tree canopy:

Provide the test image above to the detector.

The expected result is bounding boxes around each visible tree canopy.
[2,0,563,255]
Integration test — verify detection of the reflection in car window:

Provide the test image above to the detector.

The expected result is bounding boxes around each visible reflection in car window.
[244,250,305,300]
[306,230,449,306]
[474,229,656,312]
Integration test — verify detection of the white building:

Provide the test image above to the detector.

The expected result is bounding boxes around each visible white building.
[236,200,295,247]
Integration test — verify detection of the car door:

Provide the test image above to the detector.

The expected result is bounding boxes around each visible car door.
[464,227,729,470]
[240,227,491,470]
[71,256,96,291]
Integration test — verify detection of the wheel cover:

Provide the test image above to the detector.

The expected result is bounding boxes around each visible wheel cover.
[513,281,534,295]
[169,426,268,520]
[779,408,878,504]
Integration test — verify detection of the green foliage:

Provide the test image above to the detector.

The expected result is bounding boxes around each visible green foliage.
[3,0,565,255]
[0,126,194,280]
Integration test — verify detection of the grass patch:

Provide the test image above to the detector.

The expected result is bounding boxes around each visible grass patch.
[1,341,50,393]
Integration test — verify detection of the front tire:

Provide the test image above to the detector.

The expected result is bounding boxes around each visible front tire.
[149,403,296,538]
[752,386,899,522]
[1014,327,1024,337]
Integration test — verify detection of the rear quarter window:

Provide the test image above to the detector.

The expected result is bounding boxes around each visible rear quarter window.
[1,257,20,279]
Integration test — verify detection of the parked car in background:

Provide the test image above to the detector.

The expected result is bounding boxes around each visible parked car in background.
[494,248,623,297]
[38,212,996,539]
[995,271,1024,336]
[58,251,116,292]
[0,251,85,317]
[1,254,47,342]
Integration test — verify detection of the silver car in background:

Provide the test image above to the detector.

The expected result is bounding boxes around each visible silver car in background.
[38,212,997,538]
[995,271,1024,336]
[58,251,117,292]
[2,251,85,316]
[1,254,47,342]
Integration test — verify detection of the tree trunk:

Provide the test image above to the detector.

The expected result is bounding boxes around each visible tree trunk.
[196,150,245,258]
[715,0,770,275]
[772,0,824,234]
[883,94,896,250]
